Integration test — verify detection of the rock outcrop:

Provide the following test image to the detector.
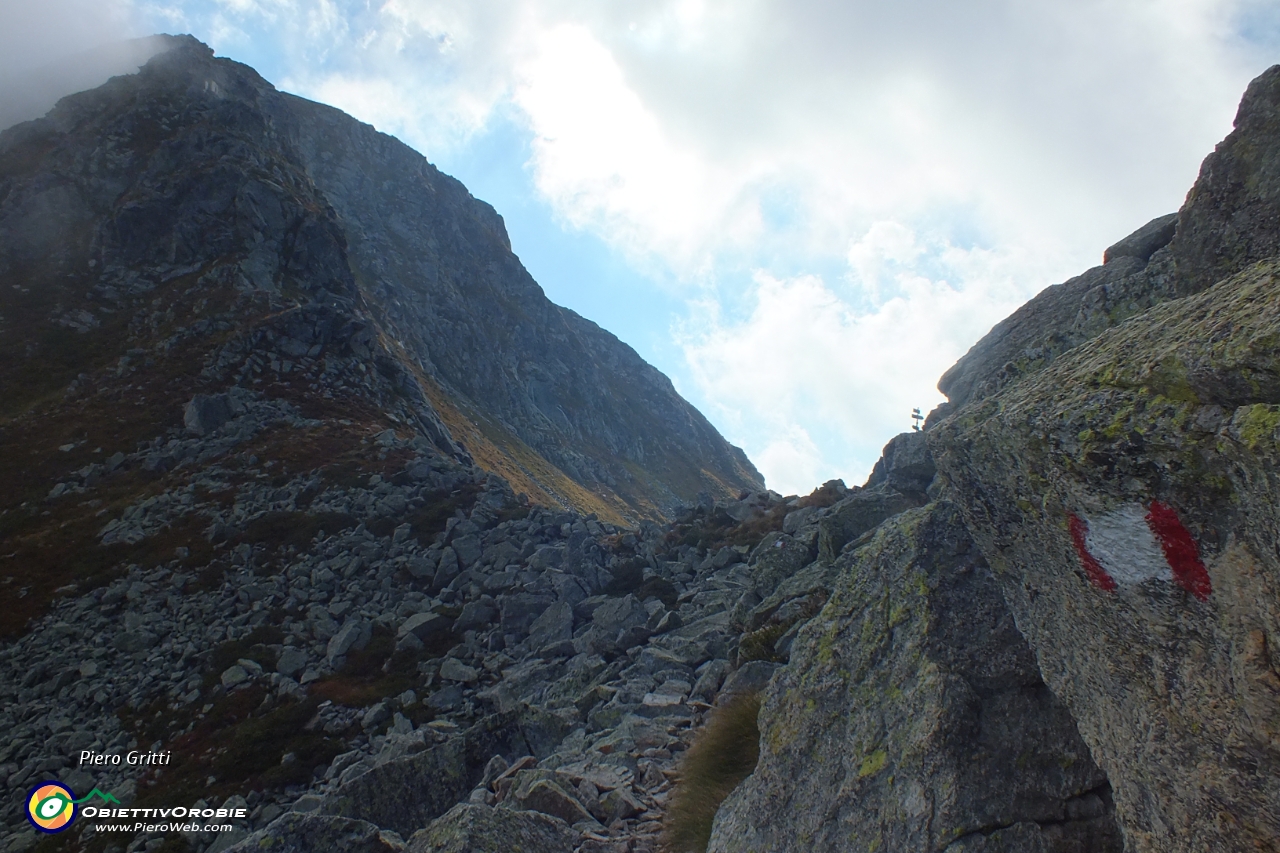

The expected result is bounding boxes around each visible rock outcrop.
[925,63,1280,853]
[708,501,1122,853]
[938,65,1280,415]
[930,257,1280,851]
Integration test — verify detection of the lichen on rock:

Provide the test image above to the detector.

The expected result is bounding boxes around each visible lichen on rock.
[707,502,1121,853]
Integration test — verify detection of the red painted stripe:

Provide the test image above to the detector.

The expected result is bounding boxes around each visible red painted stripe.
[1145,502,1212,601]
[1069,514,1117,592]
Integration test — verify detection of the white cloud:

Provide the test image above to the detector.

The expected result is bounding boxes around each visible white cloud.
[680,224,1047,493]
[0,0,165,132]
[513,22,764,272]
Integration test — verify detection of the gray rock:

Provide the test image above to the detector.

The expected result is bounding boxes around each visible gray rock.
[206,828,250,852]
[599,786,643,822]
[745,533,814,598]
[1103,211,1178,264]
[439,659,480,684]
[781,505,818,535]
[451,535,482,569]
[1165,65,1280,294]
[327,619,372,663]
[184,393,236,436]
[528,546,565,571]
[863,429,936,497]
[428,685,465,713]
[691,659,729,701]
[931,239,1280,848]
[113,630,158,653]
[408,552,439,580]
[718,660,778,701]
[220,665,250,688]
[405,803,577,853]
[500,593,556,636]
[361,703,391,732]
[433,548,461,589]
[323,737,473,838]
[709,503,1122,853]
[454,601,495,633]
[590,595,647,637]
[514,777,595,826]
[399,612,452,643]
[276,648,308,677]
[224,813,402,853]
[815,485,919,564]
[526,601,573,651]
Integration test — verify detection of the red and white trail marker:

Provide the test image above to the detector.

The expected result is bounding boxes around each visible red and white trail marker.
[1068,501,1212,601]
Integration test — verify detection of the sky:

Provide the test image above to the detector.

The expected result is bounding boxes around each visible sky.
[4,1,1280,495]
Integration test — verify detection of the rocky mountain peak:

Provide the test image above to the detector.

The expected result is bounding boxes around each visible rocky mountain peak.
[0,33,760,534]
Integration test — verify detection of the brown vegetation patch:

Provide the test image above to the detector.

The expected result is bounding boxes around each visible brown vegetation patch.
[0,504,216,640]
[665,504,789,554]
[236,510,359,554]
[124,685,344,809]
[309,626,446,709]
[664,692,762,853]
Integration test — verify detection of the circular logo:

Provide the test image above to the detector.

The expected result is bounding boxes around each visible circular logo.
[27,782,76,833]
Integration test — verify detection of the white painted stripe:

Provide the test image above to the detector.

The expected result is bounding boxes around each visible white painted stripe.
[1083,504,1172,585]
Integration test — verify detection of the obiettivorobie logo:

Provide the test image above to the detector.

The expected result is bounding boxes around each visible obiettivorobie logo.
[26,783,120,833]
[25,780,250,836]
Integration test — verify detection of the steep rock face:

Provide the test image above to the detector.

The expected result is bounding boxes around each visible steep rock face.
[0,34,760,526]
[1167,65,1280,295]
[708,502,1121,853]
[274,95,760,519]
[929,65,1280,853]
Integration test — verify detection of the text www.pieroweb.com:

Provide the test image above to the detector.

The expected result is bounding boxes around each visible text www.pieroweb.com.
[92,821,234,833]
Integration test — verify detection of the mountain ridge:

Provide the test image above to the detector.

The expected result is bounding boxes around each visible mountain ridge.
[0,33,761,530]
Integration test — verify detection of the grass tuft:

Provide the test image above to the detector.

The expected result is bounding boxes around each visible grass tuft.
[664,691,762,853]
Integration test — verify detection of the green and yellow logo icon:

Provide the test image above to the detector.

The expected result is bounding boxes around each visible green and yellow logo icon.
[25,783,119,833]
[27,782,76,833]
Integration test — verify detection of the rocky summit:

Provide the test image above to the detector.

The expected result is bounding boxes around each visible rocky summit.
[2,32,1279,853]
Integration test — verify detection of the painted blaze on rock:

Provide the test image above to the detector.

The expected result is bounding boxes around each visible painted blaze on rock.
[1069,502,1212,600]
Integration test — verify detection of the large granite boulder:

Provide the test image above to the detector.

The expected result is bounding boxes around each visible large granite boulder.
[930,256,1280,852]
[708,502,1122,853]
[321,709,571,839]
[814,484,921,564]
[406,803,577,853]
[864,429,937,497]
[320,737,472,840]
